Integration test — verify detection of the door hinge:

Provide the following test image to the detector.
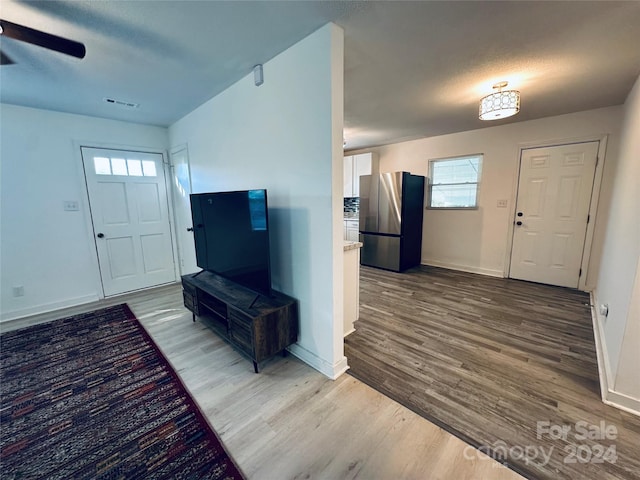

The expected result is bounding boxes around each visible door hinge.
[579,268,582,277]
[587,214,590,224]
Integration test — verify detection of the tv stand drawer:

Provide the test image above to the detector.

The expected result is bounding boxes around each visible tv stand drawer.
[182,290,199,315]
[229,328,253,355]
[228,308,252,328]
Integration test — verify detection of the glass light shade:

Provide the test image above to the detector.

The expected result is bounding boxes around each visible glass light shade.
[479,90,520,120]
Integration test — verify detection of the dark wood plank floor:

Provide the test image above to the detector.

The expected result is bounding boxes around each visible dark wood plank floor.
[345,265,640,480]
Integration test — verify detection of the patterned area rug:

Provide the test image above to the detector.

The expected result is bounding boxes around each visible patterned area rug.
[0,304,245,480]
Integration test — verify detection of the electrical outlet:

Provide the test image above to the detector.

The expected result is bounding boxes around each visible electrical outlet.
[64,200,79,211]
[599,304,609,317]
[12,286,24,297]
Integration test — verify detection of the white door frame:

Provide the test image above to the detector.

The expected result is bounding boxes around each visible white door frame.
[73,140,180,299]
[169,143,194,276]
[504,134,609,291]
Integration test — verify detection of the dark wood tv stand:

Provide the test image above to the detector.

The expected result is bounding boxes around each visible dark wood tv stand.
[181,271,299,373]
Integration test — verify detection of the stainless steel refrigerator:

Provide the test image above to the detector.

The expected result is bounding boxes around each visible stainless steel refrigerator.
[359,172,425,272]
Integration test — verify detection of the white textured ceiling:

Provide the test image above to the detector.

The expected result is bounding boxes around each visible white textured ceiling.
[1,1,639,150]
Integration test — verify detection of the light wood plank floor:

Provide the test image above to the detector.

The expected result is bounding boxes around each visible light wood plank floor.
[2,284,524,480]
[345,265,640,480]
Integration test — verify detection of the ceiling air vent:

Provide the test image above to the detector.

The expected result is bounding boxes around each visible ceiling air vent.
[103,97,139,109]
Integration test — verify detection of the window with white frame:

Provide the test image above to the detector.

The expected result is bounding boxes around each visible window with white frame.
[428,154,482,208]
[93,156,157,177]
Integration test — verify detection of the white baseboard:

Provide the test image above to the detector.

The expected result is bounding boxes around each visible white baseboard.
[0,294,100,323]
[288,343,349,380]
[590,292,640,416]
[605,390,640,416]
[343,327,356,337]
[421,259,504,278]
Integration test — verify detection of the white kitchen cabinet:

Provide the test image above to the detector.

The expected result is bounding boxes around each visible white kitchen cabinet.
[343,155,354,197]
[352,154,373,197]
[344,152,378,197]
[345,219,359,242]
[343,241,362,336]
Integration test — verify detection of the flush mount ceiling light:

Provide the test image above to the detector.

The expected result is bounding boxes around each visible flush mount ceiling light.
[479,81,520,121]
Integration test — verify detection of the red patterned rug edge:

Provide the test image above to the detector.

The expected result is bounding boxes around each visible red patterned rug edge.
[122,303,247,479]
[1,303,247,480]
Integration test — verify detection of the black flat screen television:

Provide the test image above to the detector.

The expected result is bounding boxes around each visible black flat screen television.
[190,190,271,296]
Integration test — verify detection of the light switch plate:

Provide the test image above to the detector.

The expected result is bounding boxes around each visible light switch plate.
[64,200,79,211]
[497,199,508,208]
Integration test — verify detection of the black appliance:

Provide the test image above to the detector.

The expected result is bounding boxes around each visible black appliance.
[190,190,271,296]
[359,172,425,272]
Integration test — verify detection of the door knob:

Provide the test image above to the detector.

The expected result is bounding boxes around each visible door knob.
[96,233,105,238]
[516,221,523,226]
[187,227,194,232]
[517,212,523,217]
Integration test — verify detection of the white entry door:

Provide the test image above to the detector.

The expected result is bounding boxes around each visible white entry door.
[81,147,176,296]
[510,141,599,288]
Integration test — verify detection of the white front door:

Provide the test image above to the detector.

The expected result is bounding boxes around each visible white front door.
[510,141,599,288]
[81,147,176,296]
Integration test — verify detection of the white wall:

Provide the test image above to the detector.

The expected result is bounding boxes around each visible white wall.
[349,107,622,286]
[169,24,347,379]
[0,104,169,320]
[593,75,640,412]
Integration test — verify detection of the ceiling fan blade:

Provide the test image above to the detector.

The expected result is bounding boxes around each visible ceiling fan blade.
[0,19,85,59]
[0,49,15,65]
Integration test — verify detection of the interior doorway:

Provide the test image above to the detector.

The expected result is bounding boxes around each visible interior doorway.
[81,147,176,296]
[509,141,599,288]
